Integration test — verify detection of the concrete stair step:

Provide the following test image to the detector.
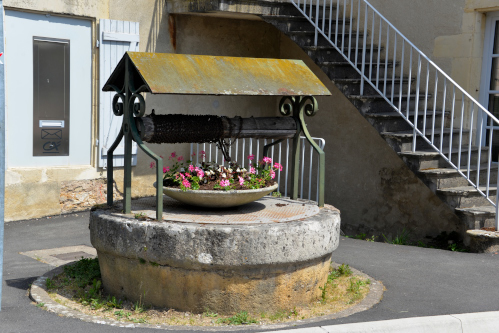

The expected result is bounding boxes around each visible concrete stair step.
[333,77,414,96]
[262,15,350,33]
[381,128,469,153]
[303,45,382,62]
[437,185,497,209]
[287,30,365,47]
[455,206,496,230]
[399,146,489,171]
[364,111,444,132]
[257,3,337,17]
[322,62,399,81]
[418,164,498,193]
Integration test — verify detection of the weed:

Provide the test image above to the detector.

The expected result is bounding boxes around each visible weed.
[203,309,218,317]
[149,261,159,267]
[114,310,125,319]
[45,278,56,290]
[319,285,327,303]
[366,235,377,242]
[383,229,411,245]
[132,317,147,323]
[139,258,146,264]
[106,296,123,309]
[36,302,45,308]
[216,311,257,325]
[337,264,352,277]
[134,212,147,220]
[354,233,367,240]
[271,191,282,197]
[268,308,299,321]
[134,297,146,313]
[448,243,469,252]
[63,257,101,288]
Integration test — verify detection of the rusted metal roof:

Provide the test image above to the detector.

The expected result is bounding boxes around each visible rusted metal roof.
[102,52,331,96]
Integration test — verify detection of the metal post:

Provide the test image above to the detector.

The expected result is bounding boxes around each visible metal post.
[0,0,5,311]
[123,57,133,214]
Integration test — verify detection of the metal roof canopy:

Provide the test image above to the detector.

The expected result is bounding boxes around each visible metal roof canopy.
[102,52,331,96]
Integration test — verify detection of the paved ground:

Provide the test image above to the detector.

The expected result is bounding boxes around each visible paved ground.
[1,211,499,332]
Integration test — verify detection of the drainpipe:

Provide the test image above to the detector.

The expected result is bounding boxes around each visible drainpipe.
[0,0,5,311]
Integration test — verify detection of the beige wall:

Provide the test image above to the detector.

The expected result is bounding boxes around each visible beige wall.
[367,0,498,108]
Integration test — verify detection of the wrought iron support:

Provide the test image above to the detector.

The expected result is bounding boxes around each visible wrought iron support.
[107,56,164,220]
[279,96,325,207]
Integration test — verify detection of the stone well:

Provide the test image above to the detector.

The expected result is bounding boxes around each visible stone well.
[90,197,340,314]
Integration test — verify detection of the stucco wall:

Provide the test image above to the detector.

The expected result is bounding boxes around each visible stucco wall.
[366,0,498,110]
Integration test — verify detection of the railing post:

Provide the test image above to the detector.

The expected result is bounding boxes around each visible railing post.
[314,0,320,46]
[360,2,368,96]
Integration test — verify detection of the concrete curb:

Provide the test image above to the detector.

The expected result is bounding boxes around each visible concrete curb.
[264,311,499,333]
[29,261,383,331]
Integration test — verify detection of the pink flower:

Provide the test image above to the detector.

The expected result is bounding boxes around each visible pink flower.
[165,166,170,172]
[197,170,205,178]
[182,179,191,188]
[220,179,230,187]
[188,165,195,172]
[238,176,244,186]
[177,156,184,162]
[263,156,272,164]
[191,152,196,157]
[199,151,206,159]
[179,173,185,180]
[185,173,191,177]
[163,167,167,173]
[248,154,255,161]
[169,152,177,160]
[150,162,155,168]
[270,170,276,179]
[249,167,256,174]
[273,162,283,171]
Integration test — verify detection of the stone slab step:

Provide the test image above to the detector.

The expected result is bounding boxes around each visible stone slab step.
[262,15,350,33]
[455,206,496,230]
[364,111,444,132]
[287,31,365,47]
[381,128,469,152]
[303,45,382,62]
[334,77,415,96]
[418,164,498,192]
[437,185,497,209]
[399,146,490,171]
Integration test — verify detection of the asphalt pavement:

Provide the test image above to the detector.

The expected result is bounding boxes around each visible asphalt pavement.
[1,210,499,332]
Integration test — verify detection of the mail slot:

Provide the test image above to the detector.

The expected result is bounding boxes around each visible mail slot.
[33,37,70,156]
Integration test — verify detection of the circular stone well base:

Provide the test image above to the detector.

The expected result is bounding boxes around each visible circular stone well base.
[90,197,340,314]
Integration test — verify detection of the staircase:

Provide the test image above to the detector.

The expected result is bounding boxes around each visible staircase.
[257,1,498,244]
[166,0,499,250]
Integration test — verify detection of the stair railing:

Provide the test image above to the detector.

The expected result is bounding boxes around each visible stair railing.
[291,0,499,229]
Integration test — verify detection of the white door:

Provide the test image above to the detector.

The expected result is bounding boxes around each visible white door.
[5,11,91,167]
[480,11,499,159]
[98,19,139,168]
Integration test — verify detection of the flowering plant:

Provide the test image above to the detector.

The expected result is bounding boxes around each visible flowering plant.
[151,151,282,191]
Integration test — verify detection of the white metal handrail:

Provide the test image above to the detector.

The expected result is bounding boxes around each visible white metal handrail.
[190,137,326,202]
[291,0,499,228]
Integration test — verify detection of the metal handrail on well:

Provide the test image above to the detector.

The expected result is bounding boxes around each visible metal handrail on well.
[291,0,499,228]
[190,137,326,202]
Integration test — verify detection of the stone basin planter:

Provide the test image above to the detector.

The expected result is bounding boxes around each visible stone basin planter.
[90,197,341,314]
[162,183,279,208]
